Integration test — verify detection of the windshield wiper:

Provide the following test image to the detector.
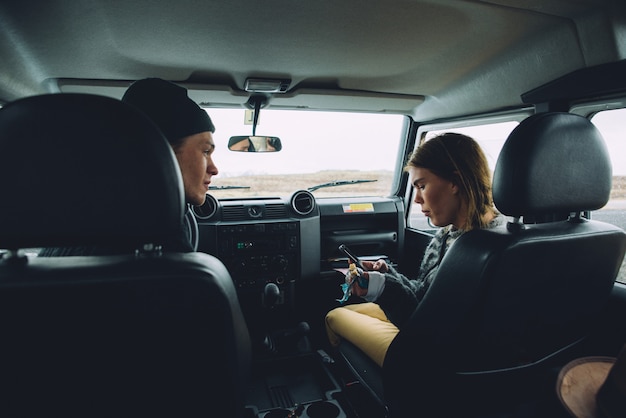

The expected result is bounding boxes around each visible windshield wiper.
[307,179,377,192]
[209,185,251,190]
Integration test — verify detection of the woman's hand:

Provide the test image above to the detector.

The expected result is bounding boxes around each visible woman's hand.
[347,258,388,297]
[350,268,369,297]
[361,259,389,273]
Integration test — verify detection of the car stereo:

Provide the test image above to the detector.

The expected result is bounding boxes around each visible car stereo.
[215,221,300,290]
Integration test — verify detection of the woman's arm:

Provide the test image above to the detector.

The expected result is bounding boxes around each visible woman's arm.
[374,267,425,327]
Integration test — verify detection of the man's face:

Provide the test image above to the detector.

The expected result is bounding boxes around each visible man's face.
[173,131,218,206]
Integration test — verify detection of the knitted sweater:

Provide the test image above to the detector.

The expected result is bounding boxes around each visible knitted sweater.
[375,214,506,327]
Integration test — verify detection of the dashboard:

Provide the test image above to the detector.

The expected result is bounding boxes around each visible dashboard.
[193,190,405,331]
[194,190,321,291]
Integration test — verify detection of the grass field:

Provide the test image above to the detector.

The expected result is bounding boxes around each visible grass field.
[210,170,395,198]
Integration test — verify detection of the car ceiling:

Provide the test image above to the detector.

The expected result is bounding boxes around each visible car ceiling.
[0,0,624,122]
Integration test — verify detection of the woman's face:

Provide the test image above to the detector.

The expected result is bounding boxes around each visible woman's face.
[408,166,465,228]
[173,131,219,206]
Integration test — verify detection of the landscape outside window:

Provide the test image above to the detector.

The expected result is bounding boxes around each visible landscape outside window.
[592,108,626,284]
[204,108,405,199]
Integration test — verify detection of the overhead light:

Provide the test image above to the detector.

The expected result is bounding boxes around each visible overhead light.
[244,78,291,93]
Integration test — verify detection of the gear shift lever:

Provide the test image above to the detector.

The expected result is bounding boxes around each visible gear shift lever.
[263,282,280,307]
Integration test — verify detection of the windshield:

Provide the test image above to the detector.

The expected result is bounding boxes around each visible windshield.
[204,108,406,198]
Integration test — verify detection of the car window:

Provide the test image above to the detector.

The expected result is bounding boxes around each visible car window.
[203,108,406,198]
[591,108,626,284]
[407,121,519,230]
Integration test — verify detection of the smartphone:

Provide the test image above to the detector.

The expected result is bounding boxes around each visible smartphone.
[338,244,365,270]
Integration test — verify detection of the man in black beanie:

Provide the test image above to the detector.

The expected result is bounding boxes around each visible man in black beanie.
[122,78,219,251]
[39,78,217,256]
[122,78,218,207]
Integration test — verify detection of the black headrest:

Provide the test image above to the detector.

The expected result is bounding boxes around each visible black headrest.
[493,112,611,218]
[0,93,185,250]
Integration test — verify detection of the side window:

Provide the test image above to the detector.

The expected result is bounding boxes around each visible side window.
[407,121,519,230]
[591,108,626,284]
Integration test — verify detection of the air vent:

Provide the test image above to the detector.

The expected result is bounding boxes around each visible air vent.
[222,205,247,221]
[290,190,316,216]
[265,203,288,219]
[192,193,219,220]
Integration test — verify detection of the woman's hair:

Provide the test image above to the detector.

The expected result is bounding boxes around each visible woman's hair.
[405,132,494,230]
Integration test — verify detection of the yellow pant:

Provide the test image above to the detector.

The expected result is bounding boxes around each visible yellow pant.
[325,302,399,367]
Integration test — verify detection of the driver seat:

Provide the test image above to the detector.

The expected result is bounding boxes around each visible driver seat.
[0,93,251,418]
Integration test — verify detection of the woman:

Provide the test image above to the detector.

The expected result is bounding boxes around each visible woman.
[325,133,506,367]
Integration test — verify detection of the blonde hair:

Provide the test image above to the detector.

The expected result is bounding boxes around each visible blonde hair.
[405,133,494,230]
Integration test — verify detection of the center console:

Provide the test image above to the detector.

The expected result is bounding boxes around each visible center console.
[192,193,394,418]
[244,352,349,418]
[194,192,321,342]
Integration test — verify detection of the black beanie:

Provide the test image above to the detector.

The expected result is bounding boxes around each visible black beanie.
[122,78,215,144]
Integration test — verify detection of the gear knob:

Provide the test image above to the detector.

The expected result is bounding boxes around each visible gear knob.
[263,282,280,307]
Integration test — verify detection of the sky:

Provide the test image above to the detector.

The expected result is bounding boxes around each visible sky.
[208,109,405,176]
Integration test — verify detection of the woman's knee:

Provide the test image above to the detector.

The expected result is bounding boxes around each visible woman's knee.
[325,307,345,328]
[325,308,345,346]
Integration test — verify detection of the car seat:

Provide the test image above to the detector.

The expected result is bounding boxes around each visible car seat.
[335,112,626,417]
[0,93,251,418]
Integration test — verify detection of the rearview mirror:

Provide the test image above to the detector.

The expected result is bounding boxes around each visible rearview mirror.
[228,136,282,152]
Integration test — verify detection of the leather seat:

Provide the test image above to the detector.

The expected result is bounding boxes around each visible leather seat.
[336,112,626,417]
[0,93,251,417]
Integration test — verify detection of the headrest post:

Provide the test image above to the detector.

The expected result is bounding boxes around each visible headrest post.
[569,211,586,224]
[506,217,524,232]
[2,249,28,266]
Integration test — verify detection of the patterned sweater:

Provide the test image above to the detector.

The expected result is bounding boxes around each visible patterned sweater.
[375,214,506,327]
